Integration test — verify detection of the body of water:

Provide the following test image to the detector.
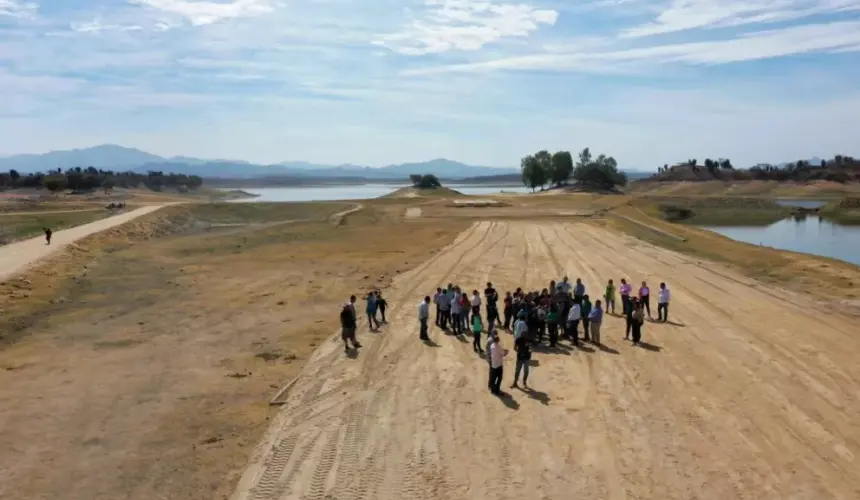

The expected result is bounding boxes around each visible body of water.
[228,184,528,202]
[702,215,860,266]
[774,199,828,209]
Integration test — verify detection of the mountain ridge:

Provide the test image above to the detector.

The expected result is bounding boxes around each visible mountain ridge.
[0,145,520,180]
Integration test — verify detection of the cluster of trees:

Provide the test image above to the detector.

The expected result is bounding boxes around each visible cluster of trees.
[409,173,442,189]
[521,148,626,191]
[654,155,859,183]
[0,167,203,193]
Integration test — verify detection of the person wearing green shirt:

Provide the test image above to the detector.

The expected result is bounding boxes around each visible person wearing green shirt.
[546,305,559,347]
[604,279,616,314]
[581,295,593,342]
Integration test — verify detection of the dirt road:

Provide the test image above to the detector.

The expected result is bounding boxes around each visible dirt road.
[0,205,166,281]
[232,220,860,500]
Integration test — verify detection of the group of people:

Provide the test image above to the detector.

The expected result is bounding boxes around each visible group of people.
[338,290,389,352]
[418,276,672,395]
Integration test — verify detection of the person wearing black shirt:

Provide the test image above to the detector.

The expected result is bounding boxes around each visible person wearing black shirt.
[511,333,532,388]
[503,292,513,330]
[377,292,388,323]
[339,304,361,352]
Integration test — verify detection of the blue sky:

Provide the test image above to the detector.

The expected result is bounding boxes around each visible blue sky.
[1,0,860,169]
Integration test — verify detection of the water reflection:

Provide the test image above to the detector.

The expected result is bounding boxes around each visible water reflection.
[702,215,860,266]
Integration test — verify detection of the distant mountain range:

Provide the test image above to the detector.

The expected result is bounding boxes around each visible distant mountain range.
[0,145,521,180]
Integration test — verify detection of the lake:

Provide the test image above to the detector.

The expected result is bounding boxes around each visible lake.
[701,215,860,266]
[229,184,528,202]
[774,199,828,209]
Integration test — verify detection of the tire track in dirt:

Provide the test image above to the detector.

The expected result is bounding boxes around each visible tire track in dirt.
[249,433,299,500]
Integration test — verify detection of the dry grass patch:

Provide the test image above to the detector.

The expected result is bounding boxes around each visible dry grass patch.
[0,202,468,500]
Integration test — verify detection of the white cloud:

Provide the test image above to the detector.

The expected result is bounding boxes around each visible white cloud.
[622,0,860,38]
[0,0,38,18]
[403,20,860,74]
[373,0,558,55]
[71,19,145,33]
[129,0,280,26]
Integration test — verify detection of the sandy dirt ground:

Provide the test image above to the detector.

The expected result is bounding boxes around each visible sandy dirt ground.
[0,205,166,280]
[233,220,860,500]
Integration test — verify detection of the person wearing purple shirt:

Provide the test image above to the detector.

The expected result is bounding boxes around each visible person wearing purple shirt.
[619,278,632,314]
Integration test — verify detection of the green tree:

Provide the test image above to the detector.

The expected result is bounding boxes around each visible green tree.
[9,169,20,181]
[102,176,116,194]
[576,147,592,170]
[410,174,441,189]
[534,150,553,187]
[550,151,573,186]
[44,175,68,195]
[573,149,625,190]
[520,154,546,192]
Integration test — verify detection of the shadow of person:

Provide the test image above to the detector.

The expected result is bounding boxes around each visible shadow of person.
[454,333,469,343]
[666,321,685,327]
[596,343,620,354]
[346,348,360,359]
[575,343,595,353]
[637,341,662,352]
[528,359,540,367]
[522,387,551,405]
[422,338,441,348]
[497,391,520,410]
[533,343,572,355]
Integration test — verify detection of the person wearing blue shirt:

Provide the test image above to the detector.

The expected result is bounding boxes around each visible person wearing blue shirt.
[589,299,604,346]
[573,278,585,300]
[365,290,380,331]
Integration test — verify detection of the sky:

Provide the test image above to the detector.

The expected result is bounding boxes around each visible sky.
[1,0,860,169]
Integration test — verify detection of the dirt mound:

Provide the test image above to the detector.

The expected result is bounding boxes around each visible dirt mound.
[385,186,463,198]
[446,199,510,208]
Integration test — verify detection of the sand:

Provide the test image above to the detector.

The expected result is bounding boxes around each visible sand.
[232,220,860,500]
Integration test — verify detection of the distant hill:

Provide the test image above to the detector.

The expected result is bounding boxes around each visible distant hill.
[0,145,518,180]
[639,156,859,184]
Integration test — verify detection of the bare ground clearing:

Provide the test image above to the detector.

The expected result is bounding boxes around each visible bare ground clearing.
[233,220,860,500]
[0,204,468,500]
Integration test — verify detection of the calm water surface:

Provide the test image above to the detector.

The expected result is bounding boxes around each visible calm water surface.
[229,184,528,202]
[702,216,860,266]
[774,199,828,209]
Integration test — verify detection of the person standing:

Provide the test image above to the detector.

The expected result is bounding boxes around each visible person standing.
[513,311,528,341]
[488,332,507,395]
[472,312,484,354]
[459,292,470,332]
[44,227,52,245]
[340,303,361,352]
[625,297,637,340]
[433,287,443,326]
[450,288,462,335]
[619,279,632,315]
[377,291,388,323]
[573,278,585,302]
[438,288,451,330]
[631,301,645,345]
[657,282,671,322]
[484,282,501,326]
[604,279,616,314]
[581,295,592,342]
[418,296,431,341]
[546,304,559,347]
[639,281,651,318]
[503,292,514,330]
[511,328,532,389]
[470,290,482,322]
[589,299,604,346]
[566,300,581,345]
[559,276,571,294]
[365,291,380,330]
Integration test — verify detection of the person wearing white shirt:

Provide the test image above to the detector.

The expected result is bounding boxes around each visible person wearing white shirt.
[487,333,507,395]
[470,290,482,322]
[513,313,528,340]
[567,302,582,345]
[418,296,431,340]
[450,289,463,335]
[657,282,671,322]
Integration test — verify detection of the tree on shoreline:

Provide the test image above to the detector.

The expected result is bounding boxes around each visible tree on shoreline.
[409,174,442,189]
[521,147,626,191]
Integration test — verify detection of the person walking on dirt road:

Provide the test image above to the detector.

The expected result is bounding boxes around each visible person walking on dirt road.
[625,297,638,340]
[44,227,52,245]
[438,288,451,330]
[488,332,507,395]
[566,300,581,345]
[418,296,431,341]
[546,303,559,347]
[365,291,381,331]
[657,282,671,322]
[377,291,388,323]
[450,287,463,335]
[470,289,482,322]
[340,303,361,353]
[589,299,604,346]
[511,327,532,389]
